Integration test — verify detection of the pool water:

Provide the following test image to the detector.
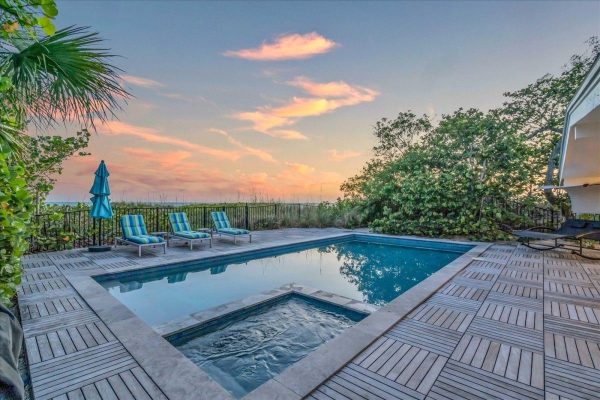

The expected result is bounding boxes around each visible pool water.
[97,238,467,326]
[169,294,365,398]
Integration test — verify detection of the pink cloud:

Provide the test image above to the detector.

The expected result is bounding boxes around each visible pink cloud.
[284,162,315,175]
[288,76,378,101]
[269,130,308,140]
[234,77,378,138]
[223,32,337,61]
[99,121,276,164]
[208,128,277,163]
[99,120,239,160]
[121,74,164,89]
[327,149,362,161]
[50,151,343,202]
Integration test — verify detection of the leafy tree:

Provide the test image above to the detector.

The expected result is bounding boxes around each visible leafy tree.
[501,37,600,205]
[342,40,600,240]
[25,129,90,213]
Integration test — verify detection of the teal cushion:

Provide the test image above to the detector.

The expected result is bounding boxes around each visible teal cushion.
[169,212,192,233]
[174,231,211,239]
[127,235,164,244]
[120,215,149,238]
[211,211,231,230]
[218,228,250,235]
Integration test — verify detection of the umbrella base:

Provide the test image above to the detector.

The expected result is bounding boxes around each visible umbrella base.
[88,245,112,253]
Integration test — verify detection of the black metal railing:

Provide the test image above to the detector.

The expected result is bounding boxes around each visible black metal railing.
[501,199,563,230]
[28,199,574,253]
[28,203,324,253]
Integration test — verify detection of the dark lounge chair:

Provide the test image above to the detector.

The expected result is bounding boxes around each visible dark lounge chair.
[511,219,600,259]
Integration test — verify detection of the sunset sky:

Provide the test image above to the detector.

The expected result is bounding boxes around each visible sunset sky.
[47,1,600,203]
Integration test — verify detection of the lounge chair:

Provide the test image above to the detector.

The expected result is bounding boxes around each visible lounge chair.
[168,212,212,250]
[210,211,252,244]
[511,218,600,259]
[115,214,167,257]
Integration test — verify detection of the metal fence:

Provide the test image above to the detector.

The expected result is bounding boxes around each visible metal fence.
[501,199,563,230]
[27,199,570,253]
[29,203,323,253]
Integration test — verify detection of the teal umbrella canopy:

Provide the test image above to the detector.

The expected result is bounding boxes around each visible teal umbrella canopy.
[89,160,113,219]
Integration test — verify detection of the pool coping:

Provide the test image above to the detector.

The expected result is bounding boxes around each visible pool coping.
[156,283,378,338]
[65,232,490,400]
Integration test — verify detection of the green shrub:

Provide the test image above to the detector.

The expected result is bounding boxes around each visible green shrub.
[0,151,33,305]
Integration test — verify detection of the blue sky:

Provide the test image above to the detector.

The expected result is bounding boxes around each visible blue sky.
[49,1,600,203]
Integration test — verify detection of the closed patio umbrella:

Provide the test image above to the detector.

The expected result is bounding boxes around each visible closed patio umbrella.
[89,160,113,252]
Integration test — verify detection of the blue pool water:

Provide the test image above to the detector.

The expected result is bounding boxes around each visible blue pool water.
[169,294,365,398]
[96,237,469,326]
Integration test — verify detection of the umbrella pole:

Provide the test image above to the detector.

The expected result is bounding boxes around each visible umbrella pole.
[89,218,111,252]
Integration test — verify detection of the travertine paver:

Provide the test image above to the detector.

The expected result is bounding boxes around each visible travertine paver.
[19,230,600,399]
[308,244,600,400]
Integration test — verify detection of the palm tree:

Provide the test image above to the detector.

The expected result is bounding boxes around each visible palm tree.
[0,25,129,153]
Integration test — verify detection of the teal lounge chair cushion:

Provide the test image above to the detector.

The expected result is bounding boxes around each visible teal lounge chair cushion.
[120,215,163,244]
[174,231,211,239]
[211,211,231,230]
[218,227,250,235]
[169,212,193,233]
[127,235,164,244]
[120,215,149,238]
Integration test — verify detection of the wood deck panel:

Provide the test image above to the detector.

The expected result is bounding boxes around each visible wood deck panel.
[17,230,600,399]
[309,244,600,399]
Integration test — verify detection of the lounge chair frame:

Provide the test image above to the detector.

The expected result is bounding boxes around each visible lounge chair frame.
[168,212,213,250]
[168,233,212,250]
[210,211,252,244]
[512,224,600,260]
[213,230,252,244]
[114,237,167,257]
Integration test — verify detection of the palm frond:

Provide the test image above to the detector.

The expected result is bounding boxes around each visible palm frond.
[0,119,25,155]
[1,26,130,129]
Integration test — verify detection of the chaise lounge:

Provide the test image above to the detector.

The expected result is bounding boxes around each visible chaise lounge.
[168,212,212,250]
[211,211,252,244]
[511,218,600,259]
[115,214,167,257]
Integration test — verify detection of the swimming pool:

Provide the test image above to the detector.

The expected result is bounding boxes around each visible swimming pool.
[96,236,472,326]
[168,293,366,398]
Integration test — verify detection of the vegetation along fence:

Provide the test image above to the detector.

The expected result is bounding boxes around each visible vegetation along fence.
[501,199,563,230]
[28,199,571,253]
[29,203,326,253]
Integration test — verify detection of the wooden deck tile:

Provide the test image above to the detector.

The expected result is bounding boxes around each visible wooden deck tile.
[18,232,600,399]
[545,357,600,399]
[386,319,463,357]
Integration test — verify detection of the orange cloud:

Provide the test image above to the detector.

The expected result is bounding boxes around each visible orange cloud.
[288,76,377,101]
[121,74,164,88]
[121,147,192,169]
[208,128,277,163]
[284,162,315,175]
[234,77,378,138]
[99,120,239,161]
[223,32,337,61]
[52,151,343,202]
[327,149,362,161]
[269,130,308,140]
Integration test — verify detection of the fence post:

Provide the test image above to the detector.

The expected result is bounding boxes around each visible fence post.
[245,203,249,230]
[155,208,159,232]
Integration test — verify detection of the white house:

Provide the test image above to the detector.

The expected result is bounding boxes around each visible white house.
[556,54,600,214]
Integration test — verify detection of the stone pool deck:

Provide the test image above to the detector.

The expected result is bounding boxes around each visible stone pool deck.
[17,228,600,399]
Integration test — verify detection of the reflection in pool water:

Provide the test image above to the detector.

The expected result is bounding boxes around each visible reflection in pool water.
[97,239,465,326]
